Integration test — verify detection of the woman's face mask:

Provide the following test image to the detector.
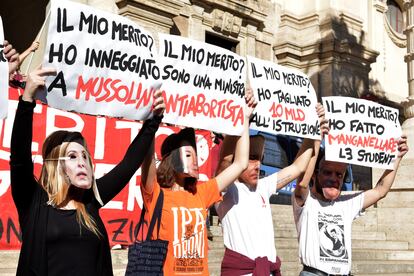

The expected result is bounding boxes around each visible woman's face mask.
[62,142,93,189]
[170,145,199,179]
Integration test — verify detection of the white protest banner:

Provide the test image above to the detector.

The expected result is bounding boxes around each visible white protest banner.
[158,33,246,135]
[41,0,158,120]
[323,96,401,169]
[247,55,320,139]
[0,16,8,119]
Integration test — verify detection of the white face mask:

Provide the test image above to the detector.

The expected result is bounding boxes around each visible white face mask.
[170,145,199,179]
[62,142,93,190]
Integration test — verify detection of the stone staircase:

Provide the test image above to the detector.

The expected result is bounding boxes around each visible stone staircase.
[1,204,414,275]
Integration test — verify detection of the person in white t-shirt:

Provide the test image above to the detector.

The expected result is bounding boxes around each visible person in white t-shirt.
[215,101,329,276]
[293,132,409,276]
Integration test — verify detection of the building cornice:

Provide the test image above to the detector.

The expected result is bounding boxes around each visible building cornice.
[116,0,187,30]
[191,0,269,29]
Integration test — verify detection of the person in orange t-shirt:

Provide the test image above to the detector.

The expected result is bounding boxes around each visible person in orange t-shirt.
[140,89,256,275]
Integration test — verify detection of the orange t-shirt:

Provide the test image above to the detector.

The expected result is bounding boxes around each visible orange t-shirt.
[142,179,221,276]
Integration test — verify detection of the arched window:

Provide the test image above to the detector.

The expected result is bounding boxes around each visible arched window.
[386,0,405,33]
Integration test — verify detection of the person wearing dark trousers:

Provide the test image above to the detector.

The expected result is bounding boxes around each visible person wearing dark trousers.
[293,127,408,276]
[10,66,165,276]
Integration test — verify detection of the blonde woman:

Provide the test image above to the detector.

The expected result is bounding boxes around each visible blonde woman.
[10,66,165,276]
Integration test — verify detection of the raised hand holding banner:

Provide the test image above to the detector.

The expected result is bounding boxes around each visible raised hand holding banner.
[41,0,158,120]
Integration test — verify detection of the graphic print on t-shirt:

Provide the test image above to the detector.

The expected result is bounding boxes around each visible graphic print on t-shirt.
[172,206,205,274]
[318,211,348,268]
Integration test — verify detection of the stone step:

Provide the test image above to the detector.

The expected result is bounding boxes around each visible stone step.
[275,228,298,238]
[0,250,18,269]
[113,267,126,276]
[282,269,302,276]
[273,222,297,230]
[208,240,225,249]
[352,224,377,232]
[377,190,414,208]
[351,231,386,240]
[0,268,17,276]
[280,260,302,275]
[271,212,296,222]
[208,248,224,263]
[358,274,414,276]
[210,215,219,225]
[0,250,133,275]
[208,225,222,236]
[209,235,224,242]
[208,262,221,276]
[352,239,409,250]
[353,250,414,261]
[352,260,414,274]
[277,238,301,249]
[278,248,301,262]
[111,249,128,266]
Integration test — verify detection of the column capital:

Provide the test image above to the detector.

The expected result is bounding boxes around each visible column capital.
[403,0,414,11]
[374,0,388,13]
[404,52,414,62]
[402,97,414,118]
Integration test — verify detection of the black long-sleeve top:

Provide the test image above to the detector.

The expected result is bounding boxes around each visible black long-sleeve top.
[10,97,162,276]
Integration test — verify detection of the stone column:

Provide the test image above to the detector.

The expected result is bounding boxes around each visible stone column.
[245,25,257,57]
[189,5,205,41]
[370,0,388,91]
[371,0,414,249]
[403,0,414,156]
[405,0,414,98]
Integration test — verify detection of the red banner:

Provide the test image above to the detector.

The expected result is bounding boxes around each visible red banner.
[0,87,215,249]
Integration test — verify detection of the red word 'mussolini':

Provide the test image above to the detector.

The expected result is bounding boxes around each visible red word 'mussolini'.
[75,75,154,109]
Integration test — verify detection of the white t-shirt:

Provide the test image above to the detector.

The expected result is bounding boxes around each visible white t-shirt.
[292,190,364,275]
[216,173,278,263]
